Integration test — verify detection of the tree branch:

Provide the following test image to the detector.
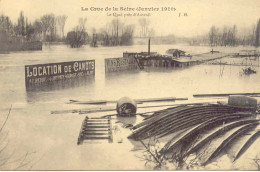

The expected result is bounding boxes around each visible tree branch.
[0,104,12,133]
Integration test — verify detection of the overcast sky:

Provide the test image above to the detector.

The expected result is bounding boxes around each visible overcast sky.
[0,0,260,37]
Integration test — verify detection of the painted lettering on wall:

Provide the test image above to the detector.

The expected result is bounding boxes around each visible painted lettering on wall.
[105,57,138,72]
[25,60,95,86]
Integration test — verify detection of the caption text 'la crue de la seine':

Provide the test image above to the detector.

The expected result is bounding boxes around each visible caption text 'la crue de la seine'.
[81,6,188,17]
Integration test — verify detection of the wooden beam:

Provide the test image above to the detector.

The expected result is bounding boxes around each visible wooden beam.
[69,97,188,105]
[193,93,260,97]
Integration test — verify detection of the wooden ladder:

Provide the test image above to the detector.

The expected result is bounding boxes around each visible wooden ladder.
[77,116,113,145]
[133,55,144,70]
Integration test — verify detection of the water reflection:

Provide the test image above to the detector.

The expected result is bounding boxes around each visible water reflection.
[105,69,140,82]
[116,116,137,128]
[143,66,185,73]
[26,75,95,102]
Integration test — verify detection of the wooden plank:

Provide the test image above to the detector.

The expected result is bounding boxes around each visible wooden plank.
[82,132,109,135]
[90,117,111,119]
[193,93,260,97]
[69,99,116,104]
[78,107,116,114]
[69,97,188,105]
[84,125,110,128]
[83,129,110,132]
[203,122,259,166]
[87,121,109,124]
[87,119,109,121]
[86,123,109,125]
[135,97,188,102]
[233,129,260,162]
[83,136,110,140]
[186,119,260,156]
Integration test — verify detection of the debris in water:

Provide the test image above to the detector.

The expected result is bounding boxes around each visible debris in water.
[242,67,257,75]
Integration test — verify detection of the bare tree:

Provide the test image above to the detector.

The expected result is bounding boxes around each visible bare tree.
[120,24,134,45]
[209,26,218,46]
[33,20,42,39]
[40,14,55,41]
[17,11,25,36]
[66,17,88,48]
[111,19,124,44]
[0,105,40,170]
[56,15,68,38]
[139,18,150,37]
[255,19,260,47]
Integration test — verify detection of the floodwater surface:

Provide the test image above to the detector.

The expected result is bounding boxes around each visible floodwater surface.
[0,44,260,170]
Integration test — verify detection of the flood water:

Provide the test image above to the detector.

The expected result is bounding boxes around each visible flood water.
[0,44,260,170]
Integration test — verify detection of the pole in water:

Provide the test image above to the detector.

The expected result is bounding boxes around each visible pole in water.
[148,37,150,55]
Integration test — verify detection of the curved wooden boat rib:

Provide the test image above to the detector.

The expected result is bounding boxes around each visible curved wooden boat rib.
[185,119,260,156]
[161,115,251,154]
[129,106,203,138]
[132,106,200,130]
[155,113,220,138]
[132,105,242,130]
[233,129,260,162]
[142,110,224,136]
[153,108,242,134]
[135,105,249,132]
[129,105,247,140]
[203,122,259,166]
[157,113,251,139]
[130,111,212,140]
[129,110,252,140]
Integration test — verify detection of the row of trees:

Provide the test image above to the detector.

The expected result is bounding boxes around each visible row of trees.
[66,18,136,48]
[203,19,260,47]
[98,19,135,46]
[208,25,238,46]
[189,19,260,47]
[1,12,135,48]
[0,11,68,42]
[38,14,67,41]
[138,18,155,38]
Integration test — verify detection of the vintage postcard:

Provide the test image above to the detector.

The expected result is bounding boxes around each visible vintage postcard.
[0,0,260,170]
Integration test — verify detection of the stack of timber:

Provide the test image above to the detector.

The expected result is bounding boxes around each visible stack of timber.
[128,104,254,141]
[77,116,113,144]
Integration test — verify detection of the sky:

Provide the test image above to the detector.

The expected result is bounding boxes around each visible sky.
[0,0,260,37]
